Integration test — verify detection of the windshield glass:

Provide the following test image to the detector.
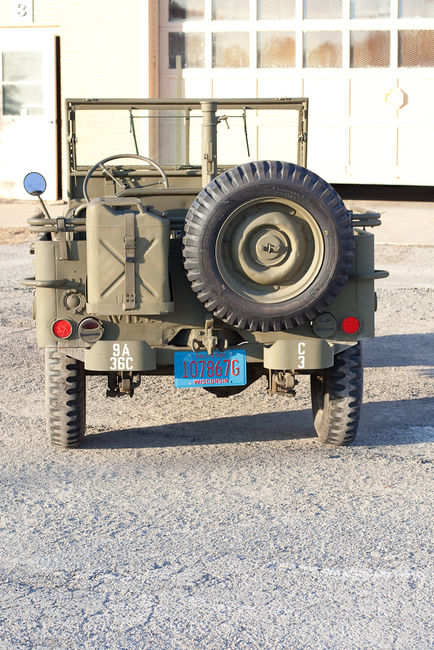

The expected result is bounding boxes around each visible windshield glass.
[70,99,307,170]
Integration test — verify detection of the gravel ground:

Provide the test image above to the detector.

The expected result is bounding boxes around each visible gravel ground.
[0,240,433,649]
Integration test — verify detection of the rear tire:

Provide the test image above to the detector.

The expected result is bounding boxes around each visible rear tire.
[45,348,86,448]
[310,343,363,446]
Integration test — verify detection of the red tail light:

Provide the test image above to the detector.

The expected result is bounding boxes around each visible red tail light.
[341,316,360,334]
[52,319,72,339]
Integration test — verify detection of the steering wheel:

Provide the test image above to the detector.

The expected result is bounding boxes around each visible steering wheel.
[83,153,169,202]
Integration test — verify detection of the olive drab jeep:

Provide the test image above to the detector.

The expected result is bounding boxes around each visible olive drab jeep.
[23,98,388,448]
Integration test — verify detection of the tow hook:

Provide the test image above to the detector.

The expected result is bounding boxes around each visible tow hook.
[189,319,229,355]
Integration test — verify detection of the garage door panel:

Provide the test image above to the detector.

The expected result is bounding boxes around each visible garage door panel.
[307,126,347,180]
[303,79,347,124]
[350,79,394,123]
[350,127,396,179]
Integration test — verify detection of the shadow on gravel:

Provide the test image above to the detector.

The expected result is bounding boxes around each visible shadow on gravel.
[363,333,434,368]
[83,397,433,449]
[84,409,315,449]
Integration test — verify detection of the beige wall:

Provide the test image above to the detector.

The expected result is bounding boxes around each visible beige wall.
[2,0,150,97]
[0,0,151,198]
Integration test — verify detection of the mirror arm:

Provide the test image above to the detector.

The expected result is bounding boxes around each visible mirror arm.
[37,196,51,220]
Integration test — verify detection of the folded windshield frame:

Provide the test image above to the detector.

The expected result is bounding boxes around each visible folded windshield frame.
[66,97,308,197]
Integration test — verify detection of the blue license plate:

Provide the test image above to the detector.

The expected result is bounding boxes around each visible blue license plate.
[174,349,247,388]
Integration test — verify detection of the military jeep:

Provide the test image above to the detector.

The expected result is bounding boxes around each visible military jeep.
[23,98,387,448]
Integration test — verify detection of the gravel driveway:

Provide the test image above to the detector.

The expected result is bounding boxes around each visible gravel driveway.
[0,239,433,649]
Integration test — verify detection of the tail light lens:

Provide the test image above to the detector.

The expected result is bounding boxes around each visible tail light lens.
[52,319,72,339]
[78,318,104,344]
[81,319,99,330]
[341,316,360,334]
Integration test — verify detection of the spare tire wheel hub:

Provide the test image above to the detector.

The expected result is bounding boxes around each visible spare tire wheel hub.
[216,199,325,300]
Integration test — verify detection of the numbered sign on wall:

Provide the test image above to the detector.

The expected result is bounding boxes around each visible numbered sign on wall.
[10,1,33,23]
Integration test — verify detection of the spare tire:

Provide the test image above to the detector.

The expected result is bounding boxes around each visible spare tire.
[183,161,354,332]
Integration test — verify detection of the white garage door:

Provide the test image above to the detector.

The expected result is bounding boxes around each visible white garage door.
[158,0,434,186]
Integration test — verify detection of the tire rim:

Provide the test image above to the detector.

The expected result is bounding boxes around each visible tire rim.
[215,198,325,304]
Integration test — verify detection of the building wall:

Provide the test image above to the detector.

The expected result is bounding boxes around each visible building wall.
[0,0,150,199]
[34,0,148,98]
[1,0,433,198]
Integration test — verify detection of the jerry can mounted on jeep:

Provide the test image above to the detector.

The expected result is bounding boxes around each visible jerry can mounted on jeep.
[23,98,388,448]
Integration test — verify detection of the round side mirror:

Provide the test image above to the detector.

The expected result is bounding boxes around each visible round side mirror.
[23,172,47,197]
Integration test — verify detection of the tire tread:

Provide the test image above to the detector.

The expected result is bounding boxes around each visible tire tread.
[311,343,363,446]
[183,161,354,332]
[46,348,86,448]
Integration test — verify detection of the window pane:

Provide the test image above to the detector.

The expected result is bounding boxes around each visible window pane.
[304,0,342,19]
[213,0,249,20]
[168,0,204,20]
[2,51,43,82]
[399,30,434,66]
[257,0,295,19]
[303,32,342,67]
[212,32,249,66]
[399,0,434,18]
[2,84,43,115]
[258,32,296,67]
[351,31,390,66]
[169,33,205,68]
[350,0,390,18]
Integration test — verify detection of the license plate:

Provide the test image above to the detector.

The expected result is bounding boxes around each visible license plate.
[174,349,247,388]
